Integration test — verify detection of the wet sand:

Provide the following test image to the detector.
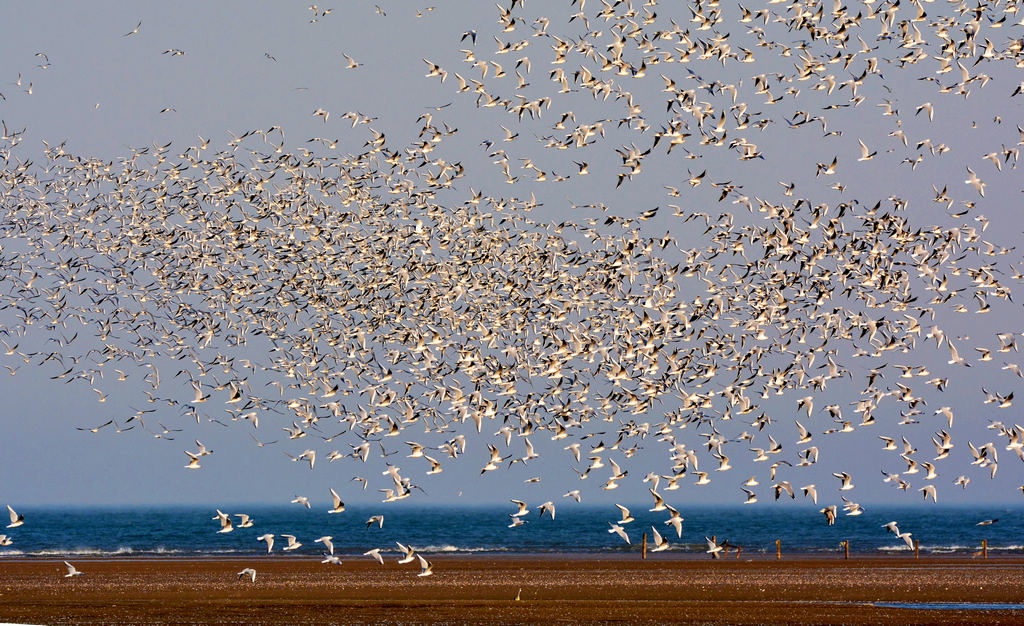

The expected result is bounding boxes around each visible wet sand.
[1,555,1023,624]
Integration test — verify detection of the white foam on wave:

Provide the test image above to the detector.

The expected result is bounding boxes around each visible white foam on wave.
[417,545,509,553]
[878,544,994,553]
[153,546,186,554]
[0,546,136,557]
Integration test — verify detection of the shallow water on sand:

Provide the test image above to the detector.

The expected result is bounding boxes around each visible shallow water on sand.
[870,602,1024,610]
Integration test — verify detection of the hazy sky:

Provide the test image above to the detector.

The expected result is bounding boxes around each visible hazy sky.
[1,1,1023,510]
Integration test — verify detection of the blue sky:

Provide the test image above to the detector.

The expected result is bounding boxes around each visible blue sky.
[1,1,1023,511]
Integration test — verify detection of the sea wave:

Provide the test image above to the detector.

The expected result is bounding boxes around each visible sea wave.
[416,545,511,553]
[153,546,187,554]
[0,546,137,557]
[0,546,250,557]
[877,544,993,553]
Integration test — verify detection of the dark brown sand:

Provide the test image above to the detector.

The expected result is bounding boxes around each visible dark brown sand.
[1,556,1023,624]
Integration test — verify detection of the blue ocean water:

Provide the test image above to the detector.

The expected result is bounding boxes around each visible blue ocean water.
[0,504,1020,558]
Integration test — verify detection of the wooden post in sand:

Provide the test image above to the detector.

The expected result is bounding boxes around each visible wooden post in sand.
[642,532,647,559]
[776,539,781,560]
[914,539,919,559]
[982,539,988,559]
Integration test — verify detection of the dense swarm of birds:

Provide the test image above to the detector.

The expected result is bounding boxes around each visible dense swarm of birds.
[2,0,1024,562]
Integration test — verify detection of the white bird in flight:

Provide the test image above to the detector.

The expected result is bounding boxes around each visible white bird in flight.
[328,488,345,514]
[281,534,302,551]
[650,526,670,552]
[63,561,83,577]
[608,523,630,544]
[664,505,684,538]
[315,535,334,555]
[883,521,914,548]
[705,537,723,558]
[213,509,233,533]
[6,505,23,528]
[417,553,433,577]
[257,534,274,553]
[615,504,635,524]
[184,451,201,469]
[537,501,555,520]
[396,541,416,563]
[833,472,854,491]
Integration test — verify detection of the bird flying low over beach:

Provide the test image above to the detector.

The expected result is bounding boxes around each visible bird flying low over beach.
[537,501,555,520]
[608,523,630,544]
[63,561,83,578]
[281,535,302,551]
[416,553,433,577]
[705,537,723,559]
[650,526,669,552]
[882,522,914,549]
[257,534,274,553]
[328,488,345,513]
[6,505,23,528]
[315,536,334,555]
[396,542,416,564]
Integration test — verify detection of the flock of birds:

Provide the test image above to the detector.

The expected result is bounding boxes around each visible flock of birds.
[2,0,1024,574]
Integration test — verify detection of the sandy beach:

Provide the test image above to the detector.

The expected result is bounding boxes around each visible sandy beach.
[1,555,1023,624]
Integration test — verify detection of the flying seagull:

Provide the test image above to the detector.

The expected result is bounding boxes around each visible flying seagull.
[6,505,23,528]
[257,534,274,553]
[64,561,83,577]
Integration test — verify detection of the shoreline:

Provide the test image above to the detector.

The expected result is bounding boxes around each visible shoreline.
[2,556,1023,624]
[0,550,1018,562]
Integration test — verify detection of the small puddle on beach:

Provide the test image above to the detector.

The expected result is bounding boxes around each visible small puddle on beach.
[870,602,1024,611]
